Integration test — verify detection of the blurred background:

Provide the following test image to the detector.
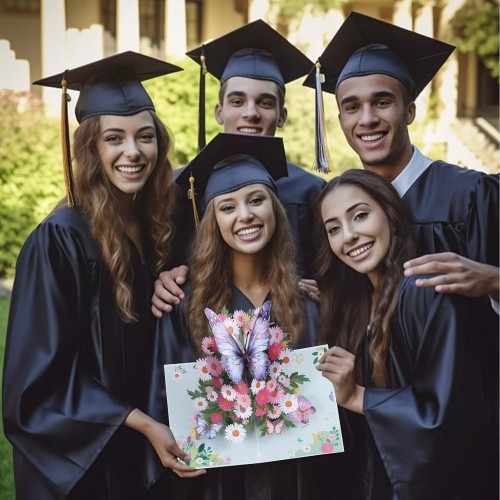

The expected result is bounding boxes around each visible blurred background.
[0,0,498,497]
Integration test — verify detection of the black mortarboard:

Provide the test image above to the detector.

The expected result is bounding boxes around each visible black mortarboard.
[303,11,455,97]
[177,133,287,222]
[33,51,182,206]
[303,11,454,174]
[185,19,313,151]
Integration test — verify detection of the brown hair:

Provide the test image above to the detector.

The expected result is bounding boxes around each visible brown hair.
[315,169,415,386]
[186,188,303,349]
[72,111,175,321]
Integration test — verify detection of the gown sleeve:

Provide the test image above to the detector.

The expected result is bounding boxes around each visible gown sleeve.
[362,277,485,500]
[2,219,133,497]
[466,172,499,267]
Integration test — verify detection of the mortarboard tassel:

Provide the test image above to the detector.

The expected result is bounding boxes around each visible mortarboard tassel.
[188,175,200,227]
[314,62,333,174]
[197,48,207,152]
[61,75,76,207]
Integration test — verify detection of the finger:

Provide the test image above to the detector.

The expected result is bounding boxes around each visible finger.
[173,265,190,285]
[404,252,456,269]
[154,280,182,304]
[414,275,453,289]
[173,468,207,478]
[151,291,175,313]
[151,304,165,318]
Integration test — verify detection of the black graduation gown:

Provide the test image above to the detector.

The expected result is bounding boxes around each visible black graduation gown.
[401,161,499,497]
[2,207,195,499]
[153,286,352,500]
[351,276,492,499]
[172,162,325,277]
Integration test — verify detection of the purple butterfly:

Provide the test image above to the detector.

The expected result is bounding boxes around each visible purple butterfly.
[195,415,222,439]
[288,395,316,425]
[204,301,271,384]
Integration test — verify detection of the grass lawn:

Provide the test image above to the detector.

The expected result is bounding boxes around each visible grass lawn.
[0,295,14,500]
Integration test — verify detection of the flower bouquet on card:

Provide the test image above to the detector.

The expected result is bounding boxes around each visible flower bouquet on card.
[187,300,316,444]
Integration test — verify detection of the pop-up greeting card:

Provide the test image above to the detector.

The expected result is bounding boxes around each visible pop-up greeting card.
[164,301,344,468]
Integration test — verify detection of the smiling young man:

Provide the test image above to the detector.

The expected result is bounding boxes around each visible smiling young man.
[306,11,499,499]
[153,20,325,316]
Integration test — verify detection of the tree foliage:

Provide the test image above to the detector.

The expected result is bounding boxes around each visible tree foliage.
[451,0,499,78]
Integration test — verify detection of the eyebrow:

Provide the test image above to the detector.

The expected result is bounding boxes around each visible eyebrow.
[101,125,155,134]
[225,91,277,101]
[215,188,268,207]
[340,90,396,107]
[323,202,370,225]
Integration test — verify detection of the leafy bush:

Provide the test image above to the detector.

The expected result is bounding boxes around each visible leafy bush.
[0,91,64,277]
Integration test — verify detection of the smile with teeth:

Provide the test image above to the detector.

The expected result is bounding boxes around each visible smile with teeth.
[360,133,384,142]
[237,226,261,237]
[348,242,374,257]
[238,127,261,134]
[117,165,144,174]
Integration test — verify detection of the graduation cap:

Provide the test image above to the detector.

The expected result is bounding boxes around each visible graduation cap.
[303,11,455,96]
[185,19,313,151]
[303,11,455,173]
[33,51,183,206]
[177,133,287,224]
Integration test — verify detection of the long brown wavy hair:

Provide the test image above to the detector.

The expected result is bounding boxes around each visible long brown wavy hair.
[186,187,304,348]
[315,169,415,387]
[72,111,175,322]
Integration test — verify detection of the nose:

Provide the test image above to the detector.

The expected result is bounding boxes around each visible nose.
[124,139,140,159]
[343,224,359,245]
[242,101,260,121]
[358,103,379,127]
[237,205,255,222]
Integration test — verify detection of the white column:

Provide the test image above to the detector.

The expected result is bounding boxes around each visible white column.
[414,3,434,110]
[392,0,412,29]
[165,0,186,58]
[116,0,140,52]
[41,0,67,116]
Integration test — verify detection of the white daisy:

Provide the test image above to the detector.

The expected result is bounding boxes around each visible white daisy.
[234,404,253,419]
[250,379,265,395]
[279,348,295,367]
[222,318,241,338]
[279,394,298,414]
[206,388,218,402]
[194,358,212,381]
[220,384,237,401]
[193,397,208,411]
[269,361,282,379]
[225,423,247,444]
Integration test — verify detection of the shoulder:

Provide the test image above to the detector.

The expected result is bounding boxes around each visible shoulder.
[24,206,100,261]
[424,161,497,190]
[284,162,326,187]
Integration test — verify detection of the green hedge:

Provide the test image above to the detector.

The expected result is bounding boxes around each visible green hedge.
[0,58,359,278]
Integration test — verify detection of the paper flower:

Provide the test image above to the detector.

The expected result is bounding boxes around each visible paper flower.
[187,301,312,442]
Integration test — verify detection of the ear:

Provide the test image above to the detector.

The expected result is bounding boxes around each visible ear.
[215,103,224,125]
[277,106,288,128]
[406,101,416,125]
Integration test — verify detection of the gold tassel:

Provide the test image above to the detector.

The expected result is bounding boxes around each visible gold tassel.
[61,76,76,207]
[314,62,333,174]
[188,176,200,227]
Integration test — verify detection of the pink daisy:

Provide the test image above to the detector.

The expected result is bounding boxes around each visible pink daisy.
[269,387,285,405]
[266,379,277,391]
[236,393,251,408]
[217,394,234,412]
[256,388,271,406]
[268,342,282,361]
[201,337,214,354]
[269,326,284,343]
[210,412,223,424]
[278,374,290,388]
[233,380,249,395]
[267,405,282,419]
[255,406,268,417]
[213,377,224,389]
[321,442,334,453]
[205,356,223,376]
[233,309,246,326]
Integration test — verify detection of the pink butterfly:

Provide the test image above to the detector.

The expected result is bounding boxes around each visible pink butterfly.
[265,419,285,435]
[288,396,316,425]
[204,301,271,384]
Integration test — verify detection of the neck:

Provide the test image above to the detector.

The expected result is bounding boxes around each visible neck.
[232,251,268,290]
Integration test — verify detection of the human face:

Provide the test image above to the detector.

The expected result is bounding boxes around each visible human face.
[213,184,276,256]
[336,74,416,181]
[215,77,287,137]
[321,184,391,288]
[97,111,158,197]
